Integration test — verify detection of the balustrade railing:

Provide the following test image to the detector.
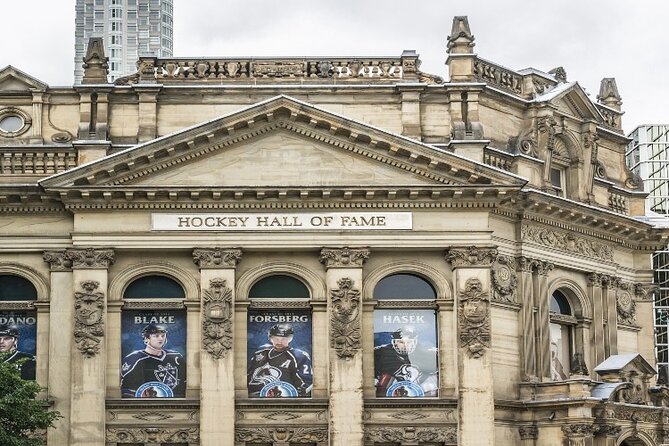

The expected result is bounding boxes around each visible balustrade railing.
[608,190,629,215]
[0,149,77,175]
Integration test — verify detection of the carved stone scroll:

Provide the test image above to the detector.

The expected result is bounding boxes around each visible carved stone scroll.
[235,427,327,443]
[329,277,361,359]
[74,280,105,357]
[446,246,497,268]
[491,255,517,303]
[67,248,115,269]
[458,278,490,358]
[193,248,242,269]
[43,250,72,271]
[365,426,457,444]
[319,247,370,268]
[202,278,233,359]
[106,427,200,443]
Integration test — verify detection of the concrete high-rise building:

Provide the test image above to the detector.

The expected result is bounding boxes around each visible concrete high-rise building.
[74,0,173,83]
[626,125,669,381]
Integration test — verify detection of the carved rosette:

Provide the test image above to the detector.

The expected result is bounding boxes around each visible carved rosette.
[446,246,497,268]
[329,277,361,359]
[491,255,517,303]
[365,427,457,444]
[43,250,72,271]
[193,248,242,269]
[106,427,199,443]
[67,248,115,269]
[561,424,595,438]
[518,425,538,440]
[319,247,370,268]
[202,278,233,359]
[616,285,637,325]
[235,427,327,443]
[458,278,490,358]
[74,280,105,357]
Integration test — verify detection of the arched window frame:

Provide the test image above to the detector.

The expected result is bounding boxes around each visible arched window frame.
[548,285,588,381]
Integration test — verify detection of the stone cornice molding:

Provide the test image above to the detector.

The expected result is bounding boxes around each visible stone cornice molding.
[364,426,457,444]
[445,246,497,268]
[192,248,242,269]
[319,247,370,269]
[67,248,115,269]
[235,426,327,443]
[106,427,199,443]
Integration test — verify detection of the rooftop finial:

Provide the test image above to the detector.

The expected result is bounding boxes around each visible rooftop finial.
[81,37,109,84]
[447,16,475,54]
[597,78,622,110]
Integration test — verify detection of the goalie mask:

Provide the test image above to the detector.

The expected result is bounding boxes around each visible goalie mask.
[391,326,418,354]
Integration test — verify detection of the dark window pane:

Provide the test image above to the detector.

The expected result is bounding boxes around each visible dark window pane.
[123,275,185,299]
[550,290,571,315]
[373,274,436,300]
[0,275,37,301]
[249,275,309,299]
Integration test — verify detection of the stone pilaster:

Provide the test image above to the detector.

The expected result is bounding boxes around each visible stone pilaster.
[398,85,423,139]
[587,273,606,369]
[319,247,369,446]
[561,423,595,446]
[43,251,74,446]
[517,257,537,381]
[604,276,620,357]
[67,248,114,446]
[193,248,242,446]
[594,424,621,446]
[535,260,553,381]
[134,86,162,143]
[445,246,496,446]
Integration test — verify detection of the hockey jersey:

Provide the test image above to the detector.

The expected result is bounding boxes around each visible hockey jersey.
[247,345,312,397]
[121,349,186,398]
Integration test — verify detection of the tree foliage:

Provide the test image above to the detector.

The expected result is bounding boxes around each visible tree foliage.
[0,359,61,446]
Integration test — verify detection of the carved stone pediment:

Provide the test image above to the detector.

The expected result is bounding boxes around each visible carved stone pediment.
[0,65,48,92]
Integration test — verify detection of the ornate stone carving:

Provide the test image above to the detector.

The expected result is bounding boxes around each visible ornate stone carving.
[521,225,614,261]
[319,247,370,268]
[598,404,661,423]
[202,278,233,359]
[570,352,589,376]
[235,427,327,443]
[262,411,303,421]
[616,286,637,325]
[132,411,174,421]
[634,282,657,301]
[549,66,567,83]
[537,116,557,153]
[518,425,538,440]
[458,278,490,358]
[67,248,115,269]
[491,255,518,303]
[329,277,361,358]
[365,426,457,444]
[561,424,595,438]
[446,246,497,268]
[595,424,621,437]
[106,427,199,443]
[81,37,109,84]
[43,250,72,271]
[74,280,105,357]
[192,248,242,269]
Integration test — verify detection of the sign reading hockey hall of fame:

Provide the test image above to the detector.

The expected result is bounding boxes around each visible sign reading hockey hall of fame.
[0,311,36,380]
[373,309,439,397]
[120,310,187,398]
[247,309,313,398]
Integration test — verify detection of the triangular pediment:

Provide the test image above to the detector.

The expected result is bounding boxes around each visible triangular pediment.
[536,82,604,123]
[0,66,48,93]
[41,96,525,205]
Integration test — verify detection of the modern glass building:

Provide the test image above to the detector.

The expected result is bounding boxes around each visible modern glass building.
[626,124,669,381]
[74,0,174,83]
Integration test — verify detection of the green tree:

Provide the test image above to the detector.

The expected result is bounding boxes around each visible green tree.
[0,359,61,446]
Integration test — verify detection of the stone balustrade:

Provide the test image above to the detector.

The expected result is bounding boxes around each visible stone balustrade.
[473,57,525,95]
[483,149,513,171]
[0,149,77,175]
[608,190,628,215]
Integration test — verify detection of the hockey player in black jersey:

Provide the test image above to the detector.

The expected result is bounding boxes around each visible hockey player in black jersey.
[247,323,312,398]
[374,326,438,397]
[0,324,36,380]
[120,324,186,398]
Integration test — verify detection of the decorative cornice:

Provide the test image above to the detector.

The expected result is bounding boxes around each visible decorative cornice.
[67,248,115,269]
[74,280,105,357]
[235,427,327,443]
[364,426,457,444]
[43,250,72,271]
[458,278,490,358]
[106,427,199,443]
[201,278,233,359]
[445,246,497,268]
[329,277,361,358]
[192,248,242,269]
[319,247,370,268]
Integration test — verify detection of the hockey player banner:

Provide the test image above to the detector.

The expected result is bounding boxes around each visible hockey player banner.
[120,309,186,398]
[0,311,36,380]
[373,309,439,397]
[247,309,313,398]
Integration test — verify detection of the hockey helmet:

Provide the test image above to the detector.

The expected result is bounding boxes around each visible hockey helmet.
[142,324,168,338]
[0,324,19,338]
[269,323,294,337]
[391,326,418,354]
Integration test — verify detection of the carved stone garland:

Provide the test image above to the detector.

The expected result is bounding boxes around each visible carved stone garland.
[202,278,233,359]
[235,427,327,443]
[458,278,490,358]
[491,255,518,303]
[329,277,361,359]
[365,426,457,444]
[319,247,369,268]
[107,427,200,443]
[74,280,105,357]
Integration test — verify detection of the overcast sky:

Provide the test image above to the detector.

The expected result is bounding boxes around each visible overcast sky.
[2,0,668,133]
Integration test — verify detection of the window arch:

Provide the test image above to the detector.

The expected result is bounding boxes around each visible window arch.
[0,274,38,380]
[123,275,185,299]
[549,289,577,381]
[249,274,310,299]
[373,273,436,300]
[0,274,38,301]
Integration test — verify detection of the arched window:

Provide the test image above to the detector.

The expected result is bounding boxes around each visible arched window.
[372,273,439,398]
[0,274,37,380]
[549,290,576,381]
[247,275,313,399]
[120,275,187,399]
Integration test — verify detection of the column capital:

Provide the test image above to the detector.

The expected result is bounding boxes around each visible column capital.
[193,248,242,269]
[445,246,497,268]
[518,425,538,440]
[67,248,115,269]
[43,250,72,271]
[319,247,369,269]
[561,423,595,439]
[516,256,554,275]
[595,424,621,438]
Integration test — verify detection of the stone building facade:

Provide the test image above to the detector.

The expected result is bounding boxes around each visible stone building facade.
[0,16,668,446]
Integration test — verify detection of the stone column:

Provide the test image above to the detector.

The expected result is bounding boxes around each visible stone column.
[43,251,74,446]
[67,248,115,446]
[587,273,606,369]
[535,261,553,381]
[193,248,242,446]
[517,257,537,381]
[445,246,497,446]
[562,423,595,446]
[319,247,369,446]
[605,277,620,357]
